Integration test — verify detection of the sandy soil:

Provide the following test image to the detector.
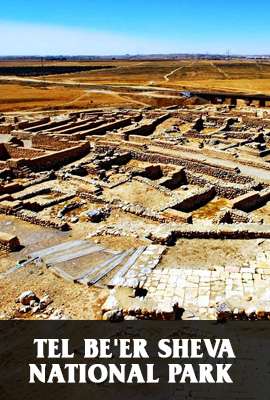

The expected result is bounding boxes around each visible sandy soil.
[159,238,269,270]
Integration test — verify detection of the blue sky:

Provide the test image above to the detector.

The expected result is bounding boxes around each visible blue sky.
[0,0,269,55]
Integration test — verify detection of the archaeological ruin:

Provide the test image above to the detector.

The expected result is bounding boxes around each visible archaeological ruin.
[1,102,270,320]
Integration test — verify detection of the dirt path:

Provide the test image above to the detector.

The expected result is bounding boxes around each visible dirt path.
[210,62,230,79]
[163,61,197,82]
[164,66,185,82]
[0,75,176,93]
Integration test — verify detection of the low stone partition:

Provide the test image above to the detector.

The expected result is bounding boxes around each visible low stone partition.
[25,117,75,132]
[15,117,50,130]
[149,222,270,245]
[12,186,51,201]
[10,141,90,172]
[0,182,22,195]
[170,186,216,213]
[186,171,251,199]
[133,176,173,196]
[16,210,70,231]
[23,192,75,212]
[20,171,55,190]
[213,208,254,224]
[0,200,23,215]
[0,124,13,134]
[3,143,45,159]
[231,189,270,212]
[83,116,139,139]
[160,209,192,224]
[125,148,254,185]
[124,113,170,138]
[0,231,21,252]
[242,116,270,129]
[32,134,86,151]
[11,130,33,140]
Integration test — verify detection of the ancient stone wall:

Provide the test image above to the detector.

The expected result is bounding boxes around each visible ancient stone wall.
[4,144,45,159]
[129,149,253,185]
[0,231,20,252]
[8,141,90,172]
[186,171,249,199]
[16,210,70,231]
[26,117,75,132]
[0,124,13,134]
[32,134,84,151]
[231,189,270,212]
[15,117,50,130]
[171,186,216,212]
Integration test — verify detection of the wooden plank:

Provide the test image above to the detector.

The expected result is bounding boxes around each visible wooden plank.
[108,246,146,287]
[75,253,123,284]
[48,265,76,283]
[75,250,133,285]
[89,250,134,286]
[44,245,104,264]
[30,240,86,258]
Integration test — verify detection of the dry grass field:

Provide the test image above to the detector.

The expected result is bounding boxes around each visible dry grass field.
[1,59,270,111]
[0,83,138,112]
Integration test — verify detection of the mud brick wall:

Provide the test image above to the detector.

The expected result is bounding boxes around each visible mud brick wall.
[105,132,127,141]
[159,209,193,224]
[15,141,90,172]
[12,130,33,140]
[231,189,270,212]
[125,114,170,137]
[55,119,105,136]
[0,200,22,215]
[149,223,270,245]
[0,144,9,160]
[231,192,261,212]
[133,176,173,196]
[21,172,55,190]
[16,210,70,231]
[0,124,13,134]
[13,187,51,201]
[182,130,213,139]
[15,117,50,130]
[213,209,252,224]
[0,182,22,195]
[32,134,83,151]
[242,116,270,129]
[153,142,240,169]
[221,131,254,139]
[76,190,108,204]
[97,152,131,169]
[237,157,270,172]
[129,149,254,185]
[23,192,75,212]
[85,117,135,137]
[186,171,248,199]
[4,144,45,159]
[172,186,216,212]
[25,117,75,132]
[0,232,20,252]
[127,135,152,144]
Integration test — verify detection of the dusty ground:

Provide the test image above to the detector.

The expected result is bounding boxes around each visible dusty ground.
[2,59,270,112]
[159,239,269,270]
[0,83,136,112]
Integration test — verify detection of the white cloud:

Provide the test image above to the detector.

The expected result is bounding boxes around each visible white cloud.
[0,20,186,55]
